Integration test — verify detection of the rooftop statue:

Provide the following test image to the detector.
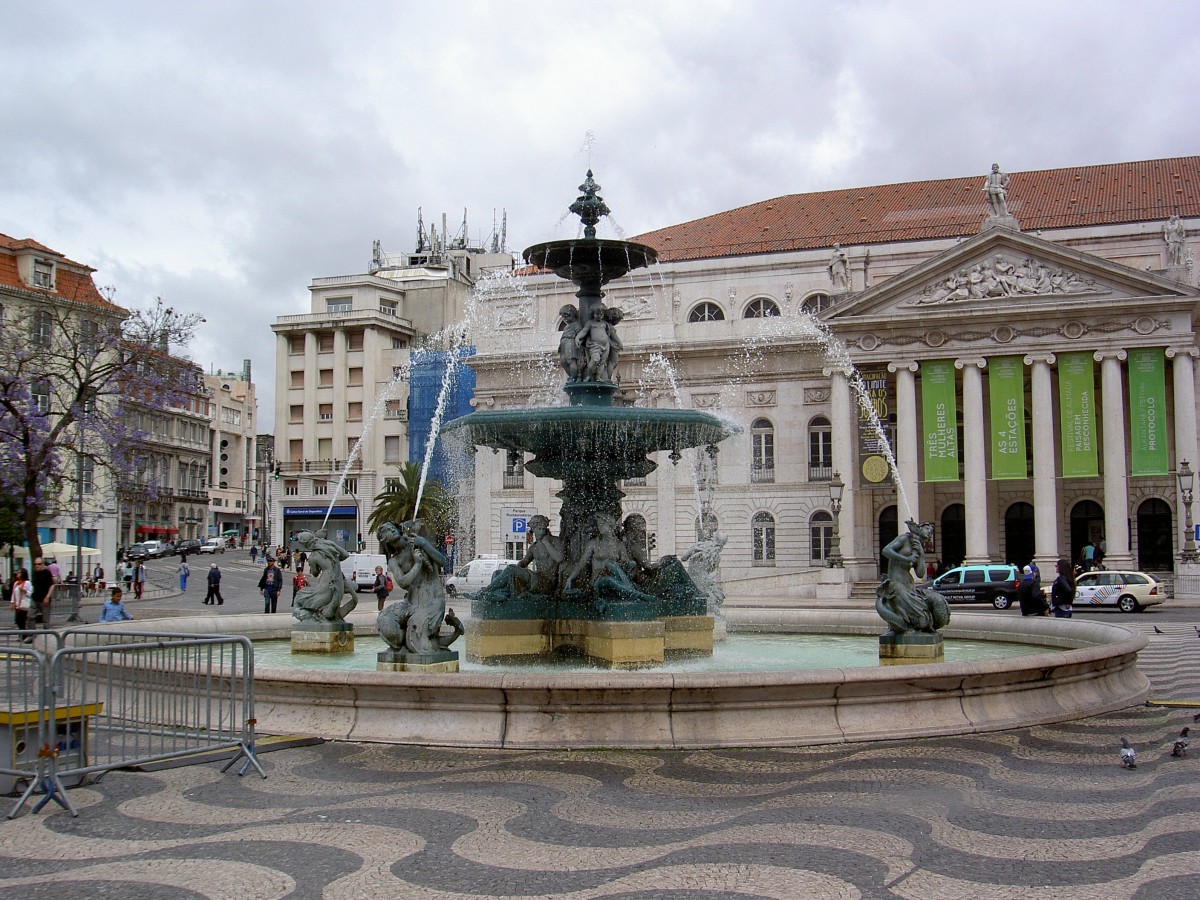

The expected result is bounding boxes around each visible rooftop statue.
[982,163,1011,218]
[828,243,850,292]
[1164,215,1187,267]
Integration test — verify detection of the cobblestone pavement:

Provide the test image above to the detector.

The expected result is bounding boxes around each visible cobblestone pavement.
[0,622,1197,899]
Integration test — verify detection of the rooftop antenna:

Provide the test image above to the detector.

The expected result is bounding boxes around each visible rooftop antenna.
[416,208,428,253]
[501,210,507,253]
[490,209,499,253]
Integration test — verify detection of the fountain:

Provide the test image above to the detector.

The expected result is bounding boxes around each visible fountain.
[441,171,738,668]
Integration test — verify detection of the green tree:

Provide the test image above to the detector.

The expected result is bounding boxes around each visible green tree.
[366,461,452,537]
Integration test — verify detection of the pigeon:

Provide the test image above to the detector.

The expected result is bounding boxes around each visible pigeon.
[1172,727,1190,758]
[1154,626,1164,634]
[1120,737,1137,768]
[1194,711,1200,723]
[1195,625,1200,636]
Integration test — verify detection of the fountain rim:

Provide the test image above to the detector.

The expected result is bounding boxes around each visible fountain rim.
[522,237,659,285]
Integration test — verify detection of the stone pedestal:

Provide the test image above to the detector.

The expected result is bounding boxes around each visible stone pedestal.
[467,615,714,669]
[377,648,459,673]
[291,622,354,654]
[981,214,1020,232]
[878,631,944,666]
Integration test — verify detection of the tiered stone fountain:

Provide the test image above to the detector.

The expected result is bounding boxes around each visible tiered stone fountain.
[443,172,736,667]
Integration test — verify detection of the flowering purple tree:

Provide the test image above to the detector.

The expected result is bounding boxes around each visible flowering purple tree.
[0,295,203,560]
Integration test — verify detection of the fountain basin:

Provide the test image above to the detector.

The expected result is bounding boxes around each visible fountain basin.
[107,610,1149,749]
[523,238,658,286]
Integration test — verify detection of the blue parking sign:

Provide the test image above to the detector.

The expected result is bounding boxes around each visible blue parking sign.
[512,518,527,534]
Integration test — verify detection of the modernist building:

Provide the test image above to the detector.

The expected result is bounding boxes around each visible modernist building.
[270,218,512,553]
[464,157,1200,587]
[204,363,257,541]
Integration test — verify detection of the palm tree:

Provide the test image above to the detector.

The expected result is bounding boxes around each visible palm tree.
[367,461,452,537]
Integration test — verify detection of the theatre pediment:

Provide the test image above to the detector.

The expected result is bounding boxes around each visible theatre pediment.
[828,229,1192,321]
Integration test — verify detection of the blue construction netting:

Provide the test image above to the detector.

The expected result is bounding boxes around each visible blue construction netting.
[407,347,476,490]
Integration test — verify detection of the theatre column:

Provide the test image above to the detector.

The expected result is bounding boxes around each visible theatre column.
[888,360,920,524]
[1097,350,1132,569]
[957,358,990,563]
[1025,354,1059,573]
[1168,346,1200,552]
[828,366,859,563]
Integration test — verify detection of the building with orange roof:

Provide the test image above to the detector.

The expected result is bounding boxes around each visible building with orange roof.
[462,158,1199,598]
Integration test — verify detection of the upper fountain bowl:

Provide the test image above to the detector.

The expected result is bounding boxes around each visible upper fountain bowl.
[524,238,659,287]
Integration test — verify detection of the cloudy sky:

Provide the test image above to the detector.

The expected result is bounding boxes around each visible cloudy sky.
[3,1,1198,429]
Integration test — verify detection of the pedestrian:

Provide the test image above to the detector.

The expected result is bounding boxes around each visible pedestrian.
[1080,539,1095,572]
[47,558,61,582]
[291,570,307,606]
[278,546,290,570]
[30,556,55,634]
[372,564,392,612]
[297,550,307,574]
[177,558,190,591]
[99,587,134,623]
[1050,558,1074,618]
[1016,564,1049,616]
[258,559,282,613]
[204,563,224,605]
[133,560,146,599]
[9,567,32,631]
[250,544,259,564]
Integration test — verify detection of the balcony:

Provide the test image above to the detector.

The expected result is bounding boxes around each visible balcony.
[809,465,833,481]
[278,458,364,475]
[750,466,775,484]
[273,306,414,332]
[502,473,525,490]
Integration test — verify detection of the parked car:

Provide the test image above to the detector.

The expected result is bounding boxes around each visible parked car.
[929,564,1022,609]
[138,540,168,558]
[199,538,225,554]
[1074,570,1166,612]
[124,543,152,562]
[444,556,510,596]
[175,539,203,556]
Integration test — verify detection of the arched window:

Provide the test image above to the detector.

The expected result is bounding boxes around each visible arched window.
[752,512,776,565]
[688,301,725,322]
[810,510,833,563]
[801,293,832,315]
[751,418,775,483]
[808,416,832,480]
[743,297,780,318]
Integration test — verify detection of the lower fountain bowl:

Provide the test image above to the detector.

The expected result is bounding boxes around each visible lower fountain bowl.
[103,608,1149,749]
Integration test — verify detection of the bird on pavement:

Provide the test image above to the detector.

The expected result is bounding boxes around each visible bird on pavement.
[1154,626,1164,634]
[1120,738,1137,769]
[1172,727,1190,758]
[1194,625,1200,636]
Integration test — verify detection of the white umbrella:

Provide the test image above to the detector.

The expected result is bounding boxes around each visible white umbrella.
[11,541,101,559]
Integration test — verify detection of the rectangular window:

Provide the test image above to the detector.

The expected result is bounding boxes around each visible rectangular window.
[32,259,54,288]
[317,333,334,353]
[346,330,364,351]
[80,458,94,495]
[31,310,53,347]
[504,450,525,489]
[290,370,304,389]
[384,435,401,463]
[313,481,328,496]
[344,477,358,495]
[31,379,50,413]
[289,439,303,462]
[290,336,304,355]
[380,300,398,316]
[347,367,363,386]
[326,297,351,314]
[289,405,303,423]
[392,337,408,350]
[221,407,240,426]
[284,479,299,496]
[319,403,333,420]
[317,438,332,460]
[347,402,362,421]
[346,437,359,457]
[319,369,333,387]
[385,399,406,419]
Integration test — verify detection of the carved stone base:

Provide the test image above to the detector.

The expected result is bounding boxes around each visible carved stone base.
[467,616,715,669]
[291,622,354,654]
[980,214,1020,232]
[377,648,459,673]
[878,631,944,666]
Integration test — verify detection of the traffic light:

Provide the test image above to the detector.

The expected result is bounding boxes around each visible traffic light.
[648,532,657,551]
[272,463,280,480]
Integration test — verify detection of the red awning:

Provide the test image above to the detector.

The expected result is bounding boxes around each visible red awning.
[165,527,179,534]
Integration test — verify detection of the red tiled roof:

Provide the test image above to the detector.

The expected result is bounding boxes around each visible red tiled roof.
[632,157,1200,262]
[0,232,125,313]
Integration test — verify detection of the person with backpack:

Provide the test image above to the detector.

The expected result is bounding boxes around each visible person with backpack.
[373,564,393,611]
[176,558,190,591]
[1050,558,1074,618]
[258,558,282,613]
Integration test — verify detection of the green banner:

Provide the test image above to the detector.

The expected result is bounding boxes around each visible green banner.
[1128,348,1168,476]
[1058,351,1097,478]
[922,359,959,482]
[988,355,1027,479]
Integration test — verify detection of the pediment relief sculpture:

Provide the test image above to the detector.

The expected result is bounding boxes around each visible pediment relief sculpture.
[613,294,655,320]
[903,254,1103,306]
[496,302,533,328]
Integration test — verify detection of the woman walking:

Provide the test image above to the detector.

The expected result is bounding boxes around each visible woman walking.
[9,567,32,630]
[1050,558,1074,618]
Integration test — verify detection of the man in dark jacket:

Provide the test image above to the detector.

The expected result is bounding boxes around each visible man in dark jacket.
[258,559,282,613]
[204,564,224,605]
[1016,565,1048,616]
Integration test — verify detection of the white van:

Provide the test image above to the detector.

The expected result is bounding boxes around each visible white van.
[339,553,387,592]
[444,556,510,596]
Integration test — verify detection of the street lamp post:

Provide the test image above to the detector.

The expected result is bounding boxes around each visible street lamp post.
[827,470,844,569]
[1178,460,1198,563]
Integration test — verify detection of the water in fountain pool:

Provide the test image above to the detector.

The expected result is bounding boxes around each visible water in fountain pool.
[253,631,1042,674]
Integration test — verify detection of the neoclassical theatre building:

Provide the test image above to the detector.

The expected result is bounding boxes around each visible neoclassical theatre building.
[463,157,1199,589]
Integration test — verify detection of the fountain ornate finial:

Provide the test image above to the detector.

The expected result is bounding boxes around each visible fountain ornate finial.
[569,170,610,239]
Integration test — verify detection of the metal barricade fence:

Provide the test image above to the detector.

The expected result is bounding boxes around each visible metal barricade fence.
[0,633,54,818]
[2,628,265,817]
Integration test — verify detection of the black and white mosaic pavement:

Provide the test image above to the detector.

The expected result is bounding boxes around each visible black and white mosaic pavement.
[1,621,1197,899]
